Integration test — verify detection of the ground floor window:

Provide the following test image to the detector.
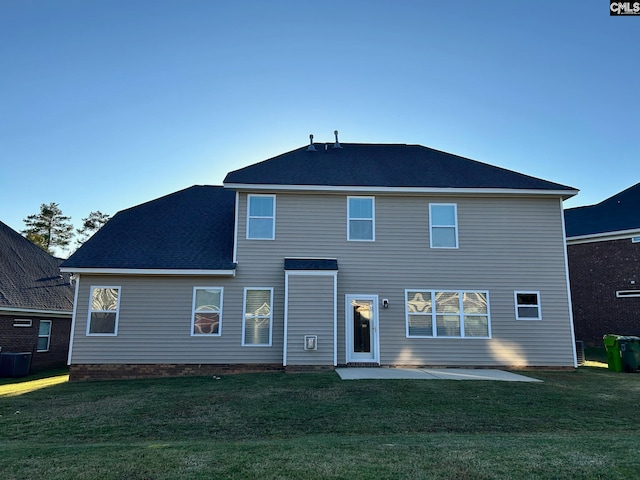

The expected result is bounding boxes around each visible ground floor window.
[405,289,490,338]
[37,320,52,352]
[88,286,120,335]
[191,287,223,335]
[243,288,273,346]
[514,291,541,320]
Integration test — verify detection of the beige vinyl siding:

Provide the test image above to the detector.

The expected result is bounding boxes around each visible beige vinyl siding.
[70,275,284,364]
[237,192,574,367]
[285,274,335,366]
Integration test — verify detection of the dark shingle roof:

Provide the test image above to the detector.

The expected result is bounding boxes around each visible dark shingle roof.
[61,186,236,270]
[224,143,576,194]
[0,221,74,312]
[564,182,640,238]
[284,258,338,271]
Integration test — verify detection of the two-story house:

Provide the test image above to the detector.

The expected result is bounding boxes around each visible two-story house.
[61,139,579,380]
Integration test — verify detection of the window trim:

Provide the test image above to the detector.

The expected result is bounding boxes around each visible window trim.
[246,194,276,240]
[514,291,542,320]
[37,320,52,352]
[13,319,33,328]
[616,290,640,298]
[191,287,223,336]
[87,286,121,336]
[347,196,375,241]
[405,289,491,339]
[242,287,274,347]
[632,236,640,243]
[429,203,459,249]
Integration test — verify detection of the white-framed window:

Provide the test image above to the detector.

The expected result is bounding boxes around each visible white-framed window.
[13,319,32,328]
[405,289,490,338]
[191,287,223,336]
[429,203,458,248]
[242,288,273,346]
[347,196,375,241]
[514,291,541,320]
[247,194,275,240]
[37,320,52,352]
[632,236,640,243]
[616,290,640,298]
[87,286,120,335]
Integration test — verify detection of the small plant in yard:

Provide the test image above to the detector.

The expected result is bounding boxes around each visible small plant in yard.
[1,365,638,479]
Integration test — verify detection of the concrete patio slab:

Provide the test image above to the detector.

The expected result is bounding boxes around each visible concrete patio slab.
[335,368,542,382]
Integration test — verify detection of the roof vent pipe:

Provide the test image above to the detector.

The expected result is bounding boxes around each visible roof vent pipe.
[333,130,342,148]
[307,134,316,151]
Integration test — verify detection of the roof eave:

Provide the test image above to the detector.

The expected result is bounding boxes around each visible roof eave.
[59,267,237,276]
[566,227,640,245]
[0,306,73,318]
[224,183,578,199]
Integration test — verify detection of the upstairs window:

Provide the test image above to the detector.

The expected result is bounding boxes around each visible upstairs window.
[37,320,52,352]
[247,195,275,240]
[430,204,458,248]
[348,196,375,241]
[88,286,120,335]
[191,287,223,336]
[515,292,541,320]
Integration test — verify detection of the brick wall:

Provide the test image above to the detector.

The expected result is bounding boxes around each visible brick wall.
[567,238,640,345]
[0,314,71,372]
[69,363,286,381]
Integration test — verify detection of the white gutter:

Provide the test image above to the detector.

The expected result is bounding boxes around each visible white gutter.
[566,228,640,245]
[0,306,73,317]
[224,183,578,199]
[59,268,236,276]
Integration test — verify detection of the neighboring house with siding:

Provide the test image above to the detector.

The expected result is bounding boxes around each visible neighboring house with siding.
[61,139,579,380]
[0,221,74,372]
[564,183,640,345]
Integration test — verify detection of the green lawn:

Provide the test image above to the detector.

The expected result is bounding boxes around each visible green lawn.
[1,361,638,479]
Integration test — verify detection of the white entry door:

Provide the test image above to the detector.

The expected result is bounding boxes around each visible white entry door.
[345,295,379,364]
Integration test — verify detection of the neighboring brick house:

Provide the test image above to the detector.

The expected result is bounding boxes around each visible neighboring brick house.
[564,183,640,346]
[0,221,74,372]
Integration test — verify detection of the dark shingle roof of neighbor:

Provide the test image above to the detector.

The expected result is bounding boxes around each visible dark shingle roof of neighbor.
[61,186,236,270]
[224,143,577,194]
[284,258,339,271]
[564,182,640,238]
[0,220,74,312]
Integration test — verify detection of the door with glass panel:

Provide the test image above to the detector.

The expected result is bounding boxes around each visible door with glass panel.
[345,295,379,363]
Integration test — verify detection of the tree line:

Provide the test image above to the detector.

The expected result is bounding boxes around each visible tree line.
[22,203,110,255]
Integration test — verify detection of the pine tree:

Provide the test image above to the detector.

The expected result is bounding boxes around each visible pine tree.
[22,203,74,254]
[76,211,110,246]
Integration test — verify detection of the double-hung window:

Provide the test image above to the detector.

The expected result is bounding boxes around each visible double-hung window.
[348,196,375,241]
[247,195,275,239]
[37,320,52,352]
[88,286,120,335]
[242,288,273,346]
[429,203,458,248]
[406,290,490,338]
[515,292,541,320]
[191,287,223,335]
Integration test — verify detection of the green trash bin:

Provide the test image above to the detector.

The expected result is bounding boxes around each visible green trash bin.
[618,337,640,373]
[603,334,623,372]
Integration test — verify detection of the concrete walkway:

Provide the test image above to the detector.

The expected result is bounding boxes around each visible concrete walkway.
[335,367,542,382]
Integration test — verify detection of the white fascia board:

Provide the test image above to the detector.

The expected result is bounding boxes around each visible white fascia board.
[225,183,578,199]
[0,306,73,318]
[566,228,640,245]
[59,267,236,276]
[284,270,338,276]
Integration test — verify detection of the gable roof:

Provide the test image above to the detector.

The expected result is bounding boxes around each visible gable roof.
[0,220,74,313]
[224,143,577,197]
[564,182,640,238]
[61,186,236,272]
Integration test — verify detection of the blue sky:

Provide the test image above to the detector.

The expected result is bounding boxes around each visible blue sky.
[1,1,638,256]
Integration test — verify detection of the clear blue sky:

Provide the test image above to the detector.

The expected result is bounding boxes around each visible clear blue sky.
[1,1,638,257]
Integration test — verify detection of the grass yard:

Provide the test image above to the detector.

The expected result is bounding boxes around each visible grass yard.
[1,360,639,479]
